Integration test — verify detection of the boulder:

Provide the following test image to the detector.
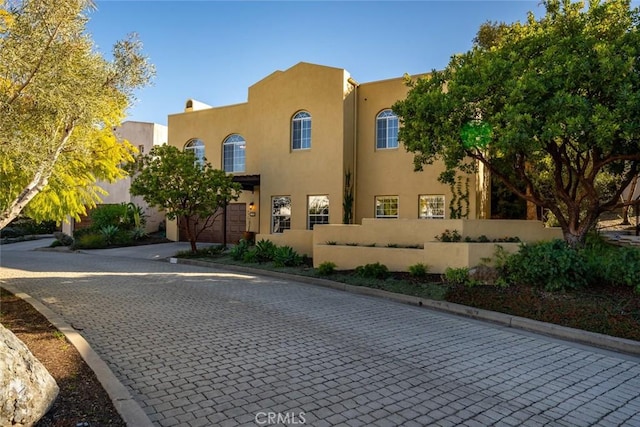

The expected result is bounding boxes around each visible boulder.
[0,323,59,426]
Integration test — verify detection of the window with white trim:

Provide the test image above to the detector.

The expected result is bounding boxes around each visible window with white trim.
[223,134,245,173]
[184,138,205,166]
[419,195,445,219]
[272,196,291,233]
[292,111,311,150]
[376,109,399,149]
[308,195,329,229]
[375,196,399,219]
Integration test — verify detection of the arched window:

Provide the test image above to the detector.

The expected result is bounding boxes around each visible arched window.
[292,111,311,150]
[376,109,399,149]
[223,134,246,173]
[184,138,205,166]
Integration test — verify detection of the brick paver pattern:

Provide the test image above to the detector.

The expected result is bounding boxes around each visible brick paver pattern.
[1,250,640,427]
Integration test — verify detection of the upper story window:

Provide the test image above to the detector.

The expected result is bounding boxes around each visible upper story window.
[292,111,311,150]
[223,134,246,173]
[376,109,399,150]
[184,138,205,166]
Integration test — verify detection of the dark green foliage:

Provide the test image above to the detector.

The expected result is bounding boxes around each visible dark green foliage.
[317,261,337,276]
[408,263,430,278]
[273,246,302,268]
[229,239,251,261]
[242,249,258,263]
[0,227,21,238]
[90,204,128,230]
[444,267,471,285]
[355,262,389,280]
[99,225,119,246]
[435,229,461,242]
[393,0,640,247]
[73,233,106,249]
[53,231,73,246]
[505,240,589,292]
[254,239,277,262]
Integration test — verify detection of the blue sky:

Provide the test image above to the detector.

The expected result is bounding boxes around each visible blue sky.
[88,1,547,125]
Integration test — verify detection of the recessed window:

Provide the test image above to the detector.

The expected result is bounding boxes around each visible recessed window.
[223,134,245,173]
[419,195,445,219]
[272,196,291,233]
[308,195,329,230]
[184,138,205,166]
[375,196,399,219]
[376,109,399,150]
[292,111,311,150]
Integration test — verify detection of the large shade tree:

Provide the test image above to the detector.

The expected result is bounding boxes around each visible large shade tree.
[128,145,243,252]
[393,0,640,247]
[0,0,154,228]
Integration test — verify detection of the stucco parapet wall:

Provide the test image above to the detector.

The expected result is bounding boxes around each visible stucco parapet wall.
[314,219,561,247]
[312,242,521,273]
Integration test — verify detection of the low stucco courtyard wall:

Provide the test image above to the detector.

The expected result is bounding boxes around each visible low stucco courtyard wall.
[310,219,561,273]
[256,230,314,257]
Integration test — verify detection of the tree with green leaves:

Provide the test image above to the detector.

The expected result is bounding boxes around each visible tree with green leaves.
[0,0,154,229]
[393,0,640,248]
[128,145,242,252]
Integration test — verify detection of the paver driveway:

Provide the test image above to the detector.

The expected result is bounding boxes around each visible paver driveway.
[1,243,640,427]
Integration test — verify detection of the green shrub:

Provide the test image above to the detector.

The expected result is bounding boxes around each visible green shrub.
[242,248,258,263]
[130,227,148,241]
[504,240,589,292]
[49,240,64,248]
[99,225,120,246]
[600,246,640,290]
[317,261,337,276]
[255,239,277,262]
[53,231,74,246]
[229,239,250,261]
[0,227,21,238]
[444,267,471,285]
[73,233,106,249]
[273,246,302,267]
[91,204,128,230]
[435,229,461,242]
[355,262,389,279]
[408,263,430,278]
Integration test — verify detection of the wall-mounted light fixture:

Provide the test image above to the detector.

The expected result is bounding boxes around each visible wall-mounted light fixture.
[249,202,256,212]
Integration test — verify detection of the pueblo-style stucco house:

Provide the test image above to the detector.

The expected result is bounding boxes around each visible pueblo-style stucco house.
[166,62,558,269]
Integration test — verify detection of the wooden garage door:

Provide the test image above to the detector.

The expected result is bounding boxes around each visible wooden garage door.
[179,203,246,244]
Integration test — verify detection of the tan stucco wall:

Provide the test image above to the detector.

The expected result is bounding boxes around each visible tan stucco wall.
[95,121,167,233]
[354,77,477,222]
[167,63,356,241]
[165,63,484,243]
[311,219,562,272]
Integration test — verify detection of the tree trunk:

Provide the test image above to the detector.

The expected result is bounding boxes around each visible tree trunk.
[181,215,198,253]
[0,126,74,229]
[621,175,638,225]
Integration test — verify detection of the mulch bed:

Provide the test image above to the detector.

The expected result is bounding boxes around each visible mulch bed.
[0,288,125,427]
[446,282,640,341]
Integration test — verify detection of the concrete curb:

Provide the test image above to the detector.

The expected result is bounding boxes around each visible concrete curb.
[1,284,154,427]
[176,258,640,356]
